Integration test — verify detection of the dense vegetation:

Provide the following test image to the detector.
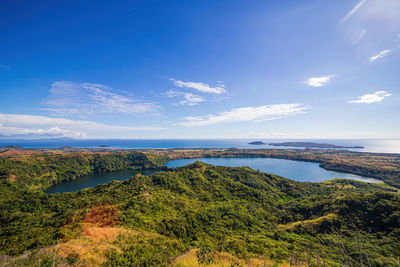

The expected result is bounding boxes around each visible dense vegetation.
[151,148,400,188]
[1,153,399,266]
[0,151,168,190]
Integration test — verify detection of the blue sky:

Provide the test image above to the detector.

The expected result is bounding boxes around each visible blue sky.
[0,0,399,139]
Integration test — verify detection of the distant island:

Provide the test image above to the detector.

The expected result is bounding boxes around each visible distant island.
[268,142,364,149]
[97,145,110,147]
[248,141,266,145]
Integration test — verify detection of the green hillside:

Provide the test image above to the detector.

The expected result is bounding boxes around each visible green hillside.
[0,151,169,190]
[1,158,399,266]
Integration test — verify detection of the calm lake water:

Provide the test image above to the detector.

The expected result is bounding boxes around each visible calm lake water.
[165,157,381,183]
[45,169,156,193]
[46,157,380,193]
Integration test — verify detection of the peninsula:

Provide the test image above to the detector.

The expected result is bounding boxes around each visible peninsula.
[269,142,364,149]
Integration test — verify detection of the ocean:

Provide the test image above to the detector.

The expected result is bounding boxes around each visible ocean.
[0,138,399,153]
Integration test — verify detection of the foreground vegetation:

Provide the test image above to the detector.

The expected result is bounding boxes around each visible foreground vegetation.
[0,149,399,266]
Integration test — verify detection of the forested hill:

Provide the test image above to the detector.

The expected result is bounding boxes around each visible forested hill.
[0,151,169,190]
[2,148,400,189]
[150,148,400,188]
[1,161,399,266]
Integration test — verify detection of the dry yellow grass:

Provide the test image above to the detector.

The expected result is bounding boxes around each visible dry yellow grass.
[170,249,293,267]
[48,226,139,266]
[7,174,16,182]
[6,226,306,267]
[277,213,338,231]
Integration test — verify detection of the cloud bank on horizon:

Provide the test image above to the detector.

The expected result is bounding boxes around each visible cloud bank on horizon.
[0,113,164,139]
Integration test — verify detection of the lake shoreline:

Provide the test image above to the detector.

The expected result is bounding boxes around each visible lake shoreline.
[46,156,381,193]
[166,157,380,183]
[3,148,398,192]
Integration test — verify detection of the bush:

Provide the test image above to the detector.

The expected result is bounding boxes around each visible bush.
[196,245,215,264]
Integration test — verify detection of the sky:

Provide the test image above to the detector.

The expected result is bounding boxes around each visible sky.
[0,0,399,139]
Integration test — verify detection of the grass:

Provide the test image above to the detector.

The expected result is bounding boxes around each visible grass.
[278,213,338,231]
[170,249,294,267]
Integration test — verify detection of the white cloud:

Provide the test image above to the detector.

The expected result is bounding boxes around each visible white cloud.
[179,93,205,106]
[174,104,308,127]
[170,78,227,94]
[0,124,85,138]
[165,90,205,106]
[0,113,164,138]
[43,81,159,115]
[340,0,367,24]
[348,91,391,104]
[304,75,333,87]
[369,49,391,62]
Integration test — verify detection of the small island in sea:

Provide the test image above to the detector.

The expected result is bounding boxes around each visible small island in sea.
[248,141,267,145]
[268,141,364,149]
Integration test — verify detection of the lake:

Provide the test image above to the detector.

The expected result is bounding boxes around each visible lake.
[165,157,380,183]
[45,169,156,193]
[46,157,380,193]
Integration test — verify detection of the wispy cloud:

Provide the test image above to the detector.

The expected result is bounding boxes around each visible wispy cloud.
[174,104,308,127]
[340,0,367,24]
[165,90,205,106]
[179,94,205,106]
[43,81,159,115]
[304,75,333,87]
[348,91,391,104]
[340,0,367,23]
[170,78,227,94]
[0,113,164,139]
[369,49,391,62]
